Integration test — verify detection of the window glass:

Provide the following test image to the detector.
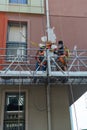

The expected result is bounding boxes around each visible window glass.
[8,24,26,42]
[9,0,27,4]
[6,22,27,61]
[6,94,24,111]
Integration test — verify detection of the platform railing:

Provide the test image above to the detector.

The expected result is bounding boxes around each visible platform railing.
[49,49,87,77]
[0,48,87,78]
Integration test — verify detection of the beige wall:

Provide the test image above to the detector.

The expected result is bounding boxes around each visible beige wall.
[0,85,71,130]
[0,0,44,14]
[51,86,71,130]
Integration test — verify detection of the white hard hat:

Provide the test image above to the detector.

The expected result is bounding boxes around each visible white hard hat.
[39,43,45,48]
[51,45,57,50]
[41,36,47,42]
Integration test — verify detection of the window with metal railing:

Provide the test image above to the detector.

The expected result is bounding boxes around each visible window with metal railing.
[3,92,25,130]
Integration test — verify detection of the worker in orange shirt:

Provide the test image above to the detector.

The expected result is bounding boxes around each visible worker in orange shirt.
[35,43,47,71]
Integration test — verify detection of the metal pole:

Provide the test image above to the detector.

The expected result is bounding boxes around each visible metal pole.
[46,0,56,43]
[45,1,52,130]
[47,82,51,130]
[46,50,51,130]
[46,0,50,40]
[46,0,50,29]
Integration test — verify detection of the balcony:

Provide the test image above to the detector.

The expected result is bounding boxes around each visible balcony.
[0,48,87,85]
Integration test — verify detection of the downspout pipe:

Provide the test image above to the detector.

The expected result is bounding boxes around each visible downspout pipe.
[46,0,56,43]
[46,0,51,41]
[46,1,52,130]
[47,82,51,130]
[46,48,52,130]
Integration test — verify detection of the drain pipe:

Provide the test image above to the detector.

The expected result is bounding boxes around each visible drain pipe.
[46,0,50,38]
[46,0,52,130]
[46,0,56,43]
[47,82,51,130]
[46,48,52,130]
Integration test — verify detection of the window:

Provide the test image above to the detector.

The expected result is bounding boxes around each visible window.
[9,0,27,4]
[4,92,25,130]
[6,22,27,61]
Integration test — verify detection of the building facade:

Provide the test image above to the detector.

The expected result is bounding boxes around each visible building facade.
[0,0,87,130]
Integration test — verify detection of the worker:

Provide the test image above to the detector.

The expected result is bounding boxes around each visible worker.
[56,40,67,71]
[35,43,47,71]
[51,44,58,55]
[46,41,52,49]
[55,40,70,83]
[51,44,58,71]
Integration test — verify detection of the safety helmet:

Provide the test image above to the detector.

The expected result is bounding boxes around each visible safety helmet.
[51,44,57,50]
[39,43,45,49]
[41,36,47,42]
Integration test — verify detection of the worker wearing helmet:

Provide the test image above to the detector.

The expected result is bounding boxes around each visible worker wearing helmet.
[35,43,47,71]
[50,44,58,71]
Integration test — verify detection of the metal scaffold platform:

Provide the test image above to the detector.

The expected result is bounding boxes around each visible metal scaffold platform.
[0,48,87,85]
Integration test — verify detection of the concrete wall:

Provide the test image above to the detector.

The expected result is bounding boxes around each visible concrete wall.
[50,16,87,49]
[0,11,87,55]
[48,0,87,49]
[0,85,71,130]
[51,86,71,130]
[1,0,87,50]
[49,0,87,17]
[6,13,87,50]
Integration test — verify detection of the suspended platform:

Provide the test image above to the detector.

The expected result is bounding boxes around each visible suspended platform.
[0,48,87,84]
[0,70,87,77]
